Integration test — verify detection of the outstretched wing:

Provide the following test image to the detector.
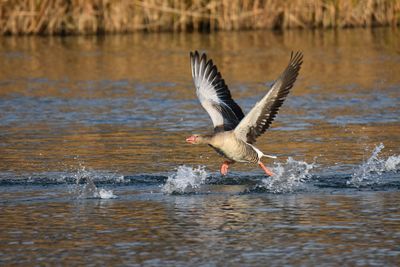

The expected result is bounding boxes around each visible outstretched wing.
[234,51,303,143]
[190,51,244,132]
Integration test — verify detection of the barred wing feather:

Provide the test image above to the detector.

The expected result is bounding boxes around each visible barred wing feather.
[234,52,303,143]
[190,51,244,132]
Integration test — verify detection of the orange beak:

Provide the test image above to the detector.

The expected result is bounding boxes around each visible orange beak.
[186,136,196,144]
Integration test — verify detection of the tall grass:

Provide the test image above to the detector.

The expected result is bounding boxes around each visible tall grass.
[0,0,399,35]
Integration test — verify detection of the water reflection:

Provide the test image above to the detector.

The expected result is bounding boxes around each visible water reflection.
[1,190,399,265]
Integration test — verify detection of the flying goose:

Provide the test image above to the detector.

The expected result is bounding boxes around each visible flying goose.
[186,51,303,176]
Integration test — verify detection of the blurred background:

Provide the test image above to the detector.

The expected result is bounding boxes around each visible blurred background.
[0,0,399,35]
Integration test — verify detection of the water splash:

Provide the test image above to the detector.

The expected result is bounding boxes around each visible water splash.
[385,155,400,171]
[68,164,118,199]
[162,165,208,194]
[96,188,117,199]
[257,157,315,193]
[347,143,400,187]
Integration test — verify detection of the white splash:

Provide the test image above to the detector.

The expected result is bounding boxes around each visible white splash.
[347,143,400,187]
[258,157,315,193]
[68,164,118,199]
[385,155,400,171]
[96,188,117,199]
[162,165,208,194]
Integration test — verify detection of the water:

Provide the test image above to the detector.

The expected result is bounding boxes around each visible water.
[1,29,400,265]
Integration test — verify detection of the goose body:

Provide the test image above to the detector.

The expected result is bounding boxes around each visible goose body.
[186,51,303,176]
[208,131,264,163]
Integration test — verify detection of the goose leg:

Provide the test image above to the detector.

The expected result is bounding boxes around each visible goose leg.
[258,162,275,176]
[220,161,232,176]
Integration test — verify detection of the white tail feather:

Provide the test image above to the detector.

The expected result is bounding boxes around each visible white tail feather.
[262,154,277,159]
[248,143,277,160]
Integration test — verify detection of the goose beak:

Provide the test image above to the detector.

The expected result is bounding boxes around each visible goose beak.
[186,136,196,144]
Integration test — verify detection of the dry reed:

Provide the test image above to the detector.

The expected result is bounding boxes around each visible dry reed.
[0,0,399,35]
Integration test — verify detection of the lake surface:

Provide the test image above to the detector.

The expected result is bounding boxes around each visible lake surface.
[0,29,399,266]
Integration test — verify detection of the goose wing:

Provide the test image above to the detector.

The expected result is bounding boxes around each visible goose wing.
[190,51,244,132]
[234,51,303,143]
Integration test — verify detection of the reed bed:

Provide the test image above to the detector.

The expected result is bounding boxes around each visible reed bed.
[0,0,399,35]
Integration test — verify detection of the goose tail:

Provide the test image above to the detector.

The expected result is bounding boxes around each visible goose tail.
[262,153,277,159]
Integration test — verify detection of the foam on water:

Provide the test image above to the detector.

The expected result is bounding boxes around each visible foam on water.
[256,157,315,193]
[347,143,400,187]
[162,165,208,194]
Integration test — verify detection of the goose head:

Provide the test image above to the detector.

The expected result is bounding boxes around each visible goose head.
[186,134,209,145]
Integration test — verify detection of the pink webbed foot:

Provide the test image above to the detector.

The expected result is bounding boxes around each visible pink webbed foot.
[258,162,275,176]
[220,161,230,176]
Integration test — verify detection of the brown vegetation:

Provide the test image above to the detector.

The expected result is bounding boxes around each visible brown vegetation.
[0,0,399,35]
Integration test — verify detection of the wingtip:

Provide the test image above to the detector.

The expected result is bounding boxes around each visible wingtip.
[190,50,213,79]
[291,50,303,56]
[290,51,304,63]
[190,50,200,60]
[200,52,207,63]
[190,50,208,60]
[288,51,304,71]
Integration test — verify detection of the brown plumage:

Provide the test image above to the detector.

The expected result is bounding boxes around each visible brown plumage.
[186,51,303,176]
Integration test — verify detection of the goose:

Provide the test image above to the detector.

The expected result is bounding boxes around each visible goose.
[186,51,303,176]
